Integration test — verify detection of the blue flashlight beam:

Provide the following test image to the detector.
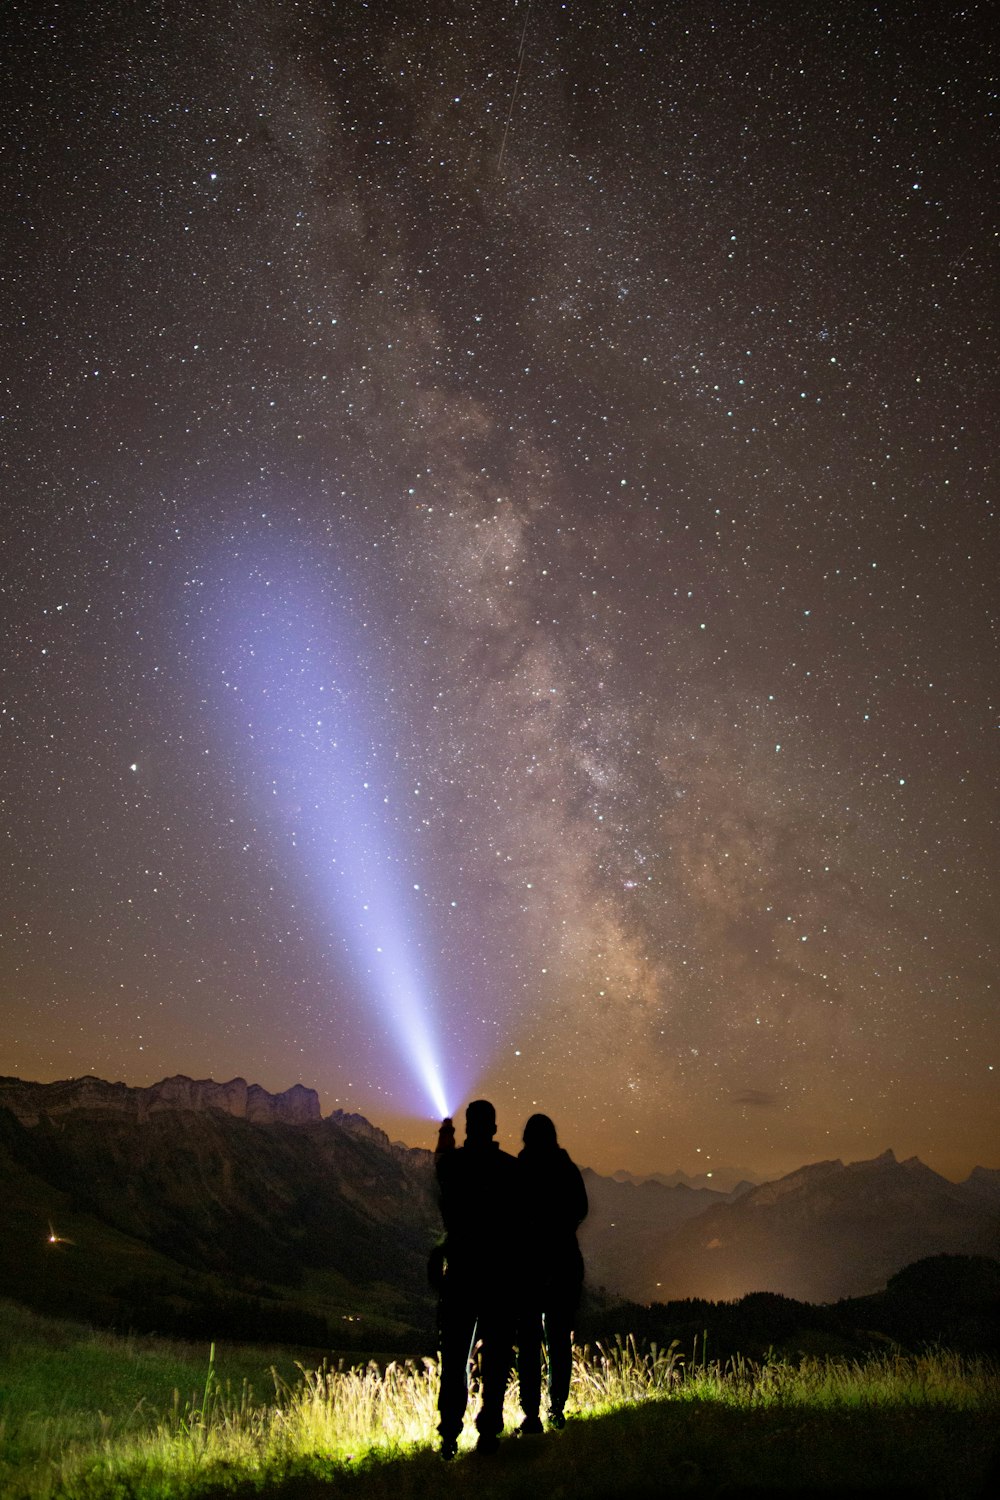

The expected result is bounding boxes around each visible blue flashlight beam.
[209,561,451,1119]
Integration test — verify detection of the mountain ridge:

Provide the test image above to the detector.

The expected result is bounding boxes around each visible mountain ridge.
[636,1148,1000,1303]
[2,1075,992,1189]
[0,1073,321,1126]
[0,1093,439,1348]
[2,1073,997,1318]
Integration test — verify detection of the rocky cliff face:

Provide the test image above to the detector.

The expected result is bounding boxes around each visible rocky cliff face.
[0,1089,440,1346]
[0,1073,321,1126]
[327,1108,434,1172]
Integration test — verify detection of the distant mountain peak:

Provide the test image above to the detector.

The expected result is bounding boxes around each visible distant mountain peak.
[609,1162,761,1194]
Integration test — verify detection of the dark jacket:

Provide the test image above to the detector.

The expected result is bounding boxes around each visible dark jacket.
[519,1144,588,1297]
[436,1140,521,1294]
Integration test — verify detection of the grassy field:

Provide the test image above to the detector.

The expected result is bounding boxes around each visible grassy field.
[1,1299,997,1499]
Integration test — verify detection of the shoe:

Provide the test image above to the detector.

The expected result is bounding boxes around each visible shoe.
[475,1431,500,1455]
[519,1415,544,1435]
[549,1410,566,1430]
[439,1436,458,1460]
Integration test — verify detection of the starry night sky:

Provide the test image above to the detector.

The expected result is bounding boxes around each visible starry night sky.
[3,0,996,1181]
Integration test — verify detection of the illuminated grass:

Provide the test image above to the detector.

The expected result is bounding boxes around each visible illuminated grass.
[1,1308,997,1499]
[572,1333,1000,1413]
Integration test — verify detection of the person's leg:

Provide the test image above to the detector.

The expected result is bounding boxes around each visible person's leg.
[516,1304,544,1431]
[544,1302,575,1423]
[476,1300,515,1441]
[438,1293,477,1452]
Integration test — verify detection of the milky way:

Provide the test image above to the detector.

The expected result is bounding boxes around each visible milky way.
[2,0,996,1178]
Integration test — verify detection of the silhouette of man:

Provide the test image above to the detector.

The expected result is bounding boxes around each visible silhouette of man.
[434,1099,520,1457]
[516,1112,588,1432]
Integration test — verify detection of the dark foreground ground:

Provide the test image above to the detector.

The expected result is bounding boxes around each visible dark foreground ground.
[187,1400,997,1500]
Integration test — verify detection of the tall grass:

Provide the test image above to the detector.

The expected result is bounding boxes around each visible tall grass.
[3,1320,997,1500]
[573,1333,998,1412]
[674,1342,997,1410]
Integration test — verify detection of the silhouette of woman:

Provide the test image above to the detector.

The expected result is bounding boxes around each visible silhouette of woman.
[516,1113,588,1431]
